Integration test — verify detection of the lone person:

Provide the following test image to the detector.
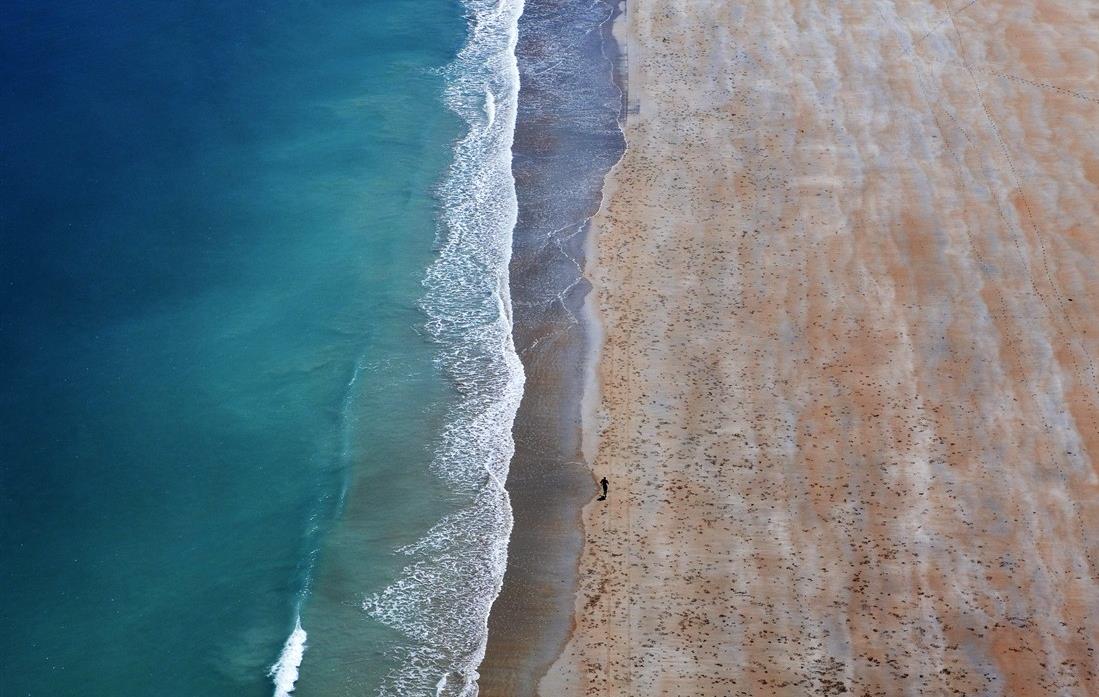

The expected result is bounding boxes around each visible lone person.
[598,476,609,501]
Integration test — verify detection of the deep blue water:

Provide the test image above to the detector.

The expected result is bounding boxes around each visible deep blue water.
[0,1,475,694]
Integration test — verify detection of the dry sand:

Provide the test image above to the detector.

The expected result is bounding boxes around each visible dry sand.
[540,0,1099,694]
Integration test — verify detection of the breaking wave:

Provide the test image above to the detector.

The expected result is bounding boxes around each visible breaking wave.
[362,0,525,693]
[269,616,307,697]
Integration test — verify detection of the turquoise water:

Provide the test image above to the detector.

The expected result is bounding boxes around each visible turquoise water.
[0,0,524,694]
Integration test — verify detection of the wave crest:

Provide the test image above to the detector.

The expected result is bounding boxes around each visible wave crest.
[269,617,307,697]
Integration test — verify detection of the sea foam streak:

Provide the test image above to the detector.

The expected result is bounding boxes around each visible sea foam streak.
[362,0,525,694]
[269,616,307,697]
[267,359,362,696]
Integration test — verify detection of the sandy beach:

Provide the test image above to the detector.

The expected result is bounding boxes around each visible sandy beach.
[537,0,1099,694]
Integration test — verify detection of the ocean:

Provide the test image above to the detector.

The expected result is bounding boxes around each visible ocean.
[0,0,522,695]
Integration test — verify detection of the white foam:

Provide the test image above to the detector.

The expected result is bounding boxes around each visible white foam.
[268,616,307,697]
[484,88,497,129]
[362,0,526,692]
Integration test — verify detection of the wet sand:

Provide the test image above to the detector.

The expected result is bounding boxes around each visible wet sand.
[542,0,1099,694]
[477,0,625,693]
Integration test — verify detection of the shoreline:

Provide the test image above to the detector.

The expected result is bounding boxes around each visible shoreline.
[579,0,629,469]
[477,0,627,692]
